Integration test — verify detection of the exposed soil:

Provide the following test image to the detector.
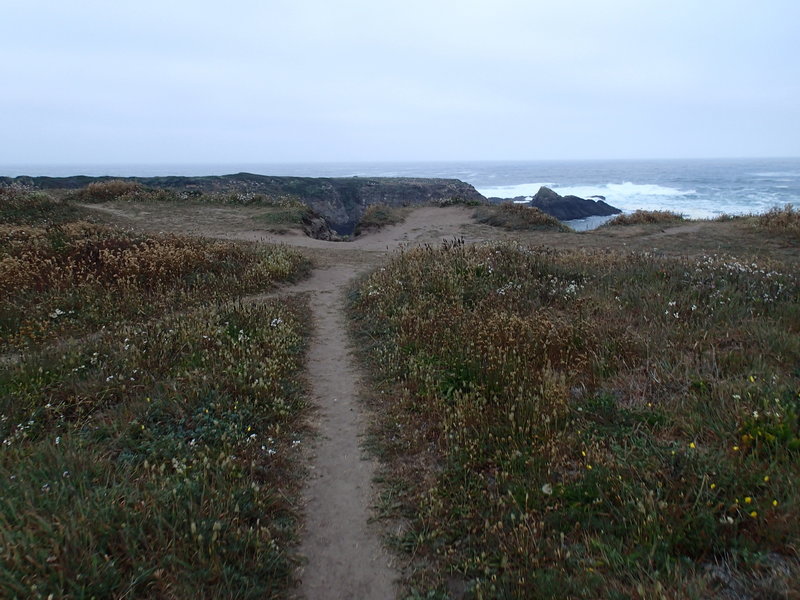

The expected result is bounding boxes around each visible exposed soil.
[81,201,798,599]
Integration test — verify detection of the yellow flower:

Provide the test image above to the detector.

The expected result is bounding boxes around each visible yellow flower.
[733,446,740,451]
[744,497,752,504]
[689,442,696,449]
[586,464,593,470]
[763,476,769,482]
[710,483,716,490]
[749,511,758,518]
[773,500,778,507]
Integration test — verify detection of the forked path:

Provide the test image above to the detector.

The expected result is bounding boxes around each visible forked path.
[86,204,480,599]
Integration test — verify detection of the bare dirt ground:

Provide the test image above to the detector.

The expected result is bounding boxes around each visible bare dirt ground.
[82,202,797,599]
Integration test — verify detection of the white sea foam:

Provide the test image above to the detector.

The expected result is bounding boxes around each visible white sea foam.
[476,182,556,198]
[477,181,706,216]
[751,171,800,178]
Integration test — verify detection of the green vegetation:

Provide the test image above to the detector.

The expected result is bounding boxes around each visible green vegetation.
[350,239,800,598]
[0,190,312,598]
[605,209,685,226]
[355,204,409,235]
[474,203,573,232]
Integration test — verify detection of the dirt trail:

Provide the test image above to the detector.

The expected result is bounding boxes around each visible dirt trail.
[84,203,479,600]
[293,264,396,599]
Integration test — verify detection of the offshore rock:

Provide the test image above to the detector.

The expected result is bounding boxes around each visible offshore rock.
[529,186,621,220]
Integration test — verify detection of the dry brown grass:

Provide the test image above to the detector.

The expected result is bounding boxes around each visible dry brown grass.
[756,204,800,240]
[79,180,143,201]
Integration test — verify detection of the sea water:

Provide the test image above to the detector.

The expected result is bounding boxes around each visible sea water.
[4,158,799,222]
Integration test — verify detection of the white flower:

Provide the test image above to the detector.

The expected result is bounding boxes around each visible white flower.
[541,483,553,496]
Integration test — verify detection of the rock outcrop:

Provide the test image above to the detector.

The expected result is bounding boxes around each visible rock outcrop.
[527,187,621,221]
[1,173,485,235]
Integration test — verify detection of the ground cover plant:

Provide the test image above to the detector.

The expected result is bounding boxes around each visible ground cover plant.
[350,239,800,598]
[604,209,685,226]
[1,196,313,598]
[473,203,573,232]
[1,300,310,599]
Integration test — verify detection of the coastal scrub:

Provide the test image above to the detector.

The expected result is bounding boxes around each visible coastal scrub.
[350,239,799,598]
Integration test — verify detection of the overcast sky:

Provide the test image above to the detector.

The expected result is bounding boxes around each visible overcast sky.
[2,0,798,165]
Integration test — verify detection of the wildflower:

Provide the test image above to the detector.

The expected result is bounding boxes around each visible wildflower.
[744,497,752,504]
[586,464,593,470]
[541,483,553,496]
[689,442,696,449]
[55,436,61,445]
[710,483,716,490]
[773,500,778,506]
[763,476,769,482]
[733,446,740,451]
[750,511,758,518]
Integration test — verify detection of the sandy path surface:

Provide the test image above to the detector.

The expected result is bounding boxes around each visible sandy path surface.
[84,203,480,600]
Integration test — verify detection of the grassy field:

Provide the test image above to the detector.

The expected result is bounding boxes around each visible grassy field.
[1,188,312,598]
[349,219,799,598]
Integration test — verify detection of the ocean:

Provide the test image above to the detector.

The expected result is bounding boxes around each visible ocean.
[4,158,800,222]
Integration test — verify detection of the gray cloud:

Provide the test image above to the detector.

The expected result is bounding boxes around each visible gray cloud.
[2,0,798,164]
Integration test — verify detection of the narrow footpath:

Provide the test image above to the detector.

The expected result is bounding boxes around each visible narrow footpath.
[294,265,396,599]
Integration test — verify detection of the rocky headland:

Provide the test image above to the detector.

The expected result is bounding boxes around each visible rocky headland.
[1,173,484,235]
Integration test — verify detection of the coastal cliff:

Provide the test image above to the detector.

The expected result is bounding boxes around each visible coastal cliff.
[1,173,485,235]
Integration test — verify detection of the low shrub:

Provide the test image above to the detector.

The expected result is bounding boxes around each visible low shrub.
[605,209,685,226]
[756,204,800,240]
[77,180,144,202]
[474,203,573,232]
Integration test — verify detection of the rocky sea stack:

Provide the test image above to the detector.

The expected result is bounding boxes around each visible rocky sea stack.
[490,186,622,221]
